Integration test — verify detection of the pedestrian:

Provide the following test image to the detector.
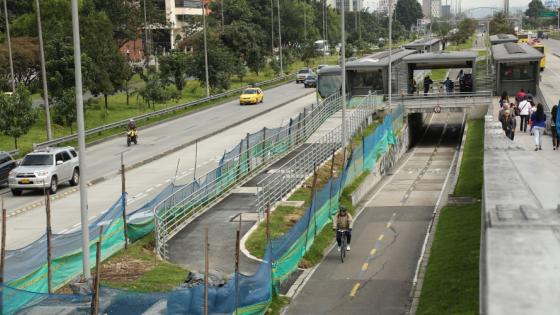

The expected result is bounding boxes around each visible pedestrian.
[516,89,525,107]
[518,95,531,132]
[409,78,415,95]
[443,77,453,96]
[551,104,559,150]
[529,102,537,135]
[499,102,517,140]
[499,91,509,108]
[456,69,465,92]
[530,103,547,151]
[525,90,533,101]
[500,110,516,140]
[423,76,433,95]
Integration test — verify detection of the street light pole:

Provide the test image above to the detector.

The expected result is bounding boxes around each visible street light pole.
[304,0,306,40]
[323,0,326,65]
[221,0,224,31]
[201,0,210,98]
[278,0,283,76]
[271,0,274,56]
[341,0,347,168]
[70,0,91,279]
[2,0,15,93]
[388,0,392,115]
[35,0,52,141]
[143,0,149,81]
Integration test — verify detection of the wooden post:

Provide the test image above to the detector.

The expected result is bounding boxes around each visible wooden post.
[204,228,209,315]
[121,154,128,250]
[235,227,240,315]
[194,140,198,179]
[246,133,251,173]
[1,197,5,285]
[46,189,53,293]
[236,139,243,181]
[304,164,317,250]
[362,135,366,172]
[330,149,336,179]
[93,226,103,315]
[311,103,315,119]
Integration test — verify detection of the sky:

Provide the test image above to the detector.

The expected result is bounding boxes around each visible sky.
[362,0,531,17]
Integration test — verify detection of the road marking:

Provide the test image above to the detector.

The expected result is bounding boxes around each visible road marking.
[378,235,384,240]
[399,202,403,206]
[146,188,154,192]
[350,283,360,296]
[58,229,68,234]
[370,249,377,255]
[165,179,172,183]
[155,184,162,187]
[134,193,143,198]
[88,216,96,220]
[189,168,194,171]
[387,222,391,227]
[101,209,108,214]
[73,223,80,227]
[362,263,369,271]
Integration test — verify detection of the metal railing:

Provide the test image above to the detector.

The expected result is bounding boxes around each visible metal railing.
[7,149,19,157]
[255,93,377,217]
[152,92,346,259]
[33,74,297,150]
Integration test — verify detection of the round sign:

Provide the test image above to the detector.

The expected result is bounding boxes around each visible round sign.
[434,106,442,113]
[336,47,340,52]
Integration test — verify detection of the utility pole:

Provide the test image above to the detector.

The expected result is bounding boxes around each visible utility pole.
[323,0,326,65]
[304,0,306,40]
[221,0,224,31]
[70,0,91,278]
[201,0,210,98]
[35,0,52,141]
[2,0,15,93]
[388,0,392,115]
[143,0,149,81]
[271,0,274,56]
[341,0,347,168]
[278,0,283,76]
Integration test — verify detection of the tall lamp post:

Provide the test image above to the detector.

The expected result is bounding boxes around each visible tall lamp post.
[278,0,283,76]
[201,0,210,98]
[35,0,52,141]
[70,0,91,278]
[2,0,15,93]
[341,0,347,167]
[388,0,392,115]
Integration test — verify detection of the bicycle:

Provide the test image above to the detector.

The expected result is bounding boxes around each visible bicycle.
[338,229,347,263]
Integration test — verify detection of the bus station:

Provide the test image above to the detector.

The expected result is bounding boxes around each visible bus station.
[402,37,441,53]
[491,42,545,96]
[489,34,519,45]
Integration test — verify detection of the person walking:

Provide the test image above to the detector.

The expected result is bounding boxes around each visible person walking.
[443,77,453,97]
[423,76,433,95]
[409,78,415,95]
[456,69,465,92]
[516,89,525,107]
[551,104,559,150]
[499,91,509,108]
[529,102,537,135]
[500,110,516,140]
[525,90,533,101]
[518,96,531,132]
[530,103,547,151]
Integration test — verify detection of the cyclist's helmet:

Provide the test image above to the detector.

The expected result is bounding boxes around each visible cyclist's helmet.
[339,206,347,213]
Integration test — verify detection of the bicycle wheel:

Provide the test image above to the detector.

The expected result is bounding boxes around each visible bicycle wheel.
[341,236,346,263]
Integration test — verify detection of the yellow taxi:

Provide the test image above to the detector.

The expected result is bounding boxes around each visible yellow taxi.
[239,88,263,105]
[4,92,13,96]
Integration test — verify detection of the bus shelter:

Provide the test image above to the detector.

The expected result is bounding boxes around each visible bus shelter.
[491,42,544,96]
[403,51,478,92]
[489,34,519,46]
[343,48,416,96]
[403,37,441,53]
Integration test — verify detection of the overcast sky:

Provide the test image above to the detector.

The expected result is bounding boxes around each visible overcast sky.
[363,0,530,14]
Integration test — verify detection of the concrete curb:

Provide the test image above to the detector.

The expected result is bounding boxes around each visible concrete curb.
[448,124,469,197]
[83,79,297,149]
[87,90,315,186]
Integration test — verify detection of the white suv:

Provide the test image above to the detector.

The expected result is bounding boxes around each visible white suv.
[8,147,80,196]
[296,68,314,84]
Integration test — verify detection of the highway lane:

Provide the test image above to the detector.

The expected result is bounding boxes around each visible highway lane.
[2,92,318,250]
[0,82,313,215]
[537,38,560,106]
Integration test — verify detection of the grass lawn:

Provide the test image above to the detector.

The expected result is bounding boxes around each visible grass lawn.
[245,118,382,266]
[416,120,483,315]
[445,34,478,51]
[430,69,449,81]
[0,66,296,156]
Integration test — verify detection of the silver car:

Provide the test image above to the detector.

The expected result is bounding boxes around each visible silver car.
[296,68,314,84]
[8,147,80,196]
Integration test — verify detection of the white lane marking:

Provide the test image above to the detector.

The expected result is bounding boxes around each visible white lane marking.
[58,229,68,234]
[177,172,192,180]
[89,216,97,220]
[189,168,194,171]
[546,66,560,78]
[202,162,208,165]
[181,171,188,174]
[146,188,154,192]
[67,226,80,233]
[197,165,202,167]
[73,223,80,227]
[165,179,172,182]
[101,209,108,214]
[134,193,143,198]
[155,184,163,187]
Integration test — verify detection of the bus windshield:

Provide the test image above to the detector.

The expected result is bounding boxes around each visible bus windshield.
[533,46,544,54]
[517,34,528,39]
[318,73,342,99]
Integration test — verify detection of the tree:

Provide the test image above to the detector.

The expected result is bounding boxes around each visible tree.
[0,37,40,87]
[232,58,247,84]
[246,47,267,76]
[394,0,423,30]
[159,49,190,91]
[490,11,515,35]
[525,0,546,21]
[220,21,268,57]
[51,87,88,134]
[300,40,317,67]
[189,30,233,92]
[207,0,253,27]
[0,83,39,149]
[436,23,451,50]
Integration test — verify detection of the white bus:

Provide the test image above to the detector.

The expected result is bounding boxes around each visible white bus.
[315,40,329,54]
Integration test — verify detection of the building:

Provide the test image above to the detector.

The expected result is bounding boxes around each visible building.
[422,0,442,18]
[442,4,450,16]
[119,38,144,60]
[328,0,363,12]
[377,0,395,14]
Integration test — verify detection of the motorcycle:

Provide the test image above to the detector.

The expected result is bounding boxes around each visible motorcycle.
[126,128,138,146]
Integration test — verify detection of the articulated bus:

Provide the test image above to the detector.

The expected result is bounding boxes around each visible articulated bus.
[317,66,343,100]
[517,33,530,43]
[530,44,546,71]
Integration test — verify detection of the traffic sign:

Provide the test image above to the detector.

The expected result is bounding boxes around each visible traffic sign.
[336,47,340,52]
[434,106,442,113]
[540,11,558,18]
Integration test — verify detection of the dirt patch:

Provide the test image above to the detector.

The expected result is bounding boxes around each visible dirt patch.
[298,258,313,269]
[283,207,306,224]
[96,256,158,284]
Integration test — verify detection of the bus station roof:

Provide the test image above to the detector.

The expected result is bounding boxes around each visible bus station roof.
[491,43,544,62]
[402,50,478,64]
[402,37,441,49]
[344,48,416,70]
[489,34,519,45]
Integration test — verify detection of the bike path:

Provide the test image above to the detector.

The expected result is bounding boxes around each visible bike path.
[283,112,463,314]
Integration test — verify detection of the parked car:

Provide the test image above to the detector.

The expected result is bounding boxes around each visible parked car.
[0,151,17,187]
[347,57,358,62]
[8,146,80,195]
[304,75,318,88]
[239,88,264,105]
[296,68,314,83]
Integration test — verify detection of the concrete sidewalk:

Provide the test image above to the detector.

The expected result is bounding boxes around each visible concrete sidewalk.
[491,97,560,177]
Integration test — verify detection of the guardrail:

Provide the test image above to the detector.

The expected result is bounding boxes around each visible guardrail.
[255,93,377,216]
[152,91,346,260]
[32,73,297,150]
[7,149,19,157]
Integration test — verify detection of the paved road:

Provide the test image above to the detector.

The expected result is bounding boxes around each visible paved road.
[284,112,463,314]
[1,82,314,248]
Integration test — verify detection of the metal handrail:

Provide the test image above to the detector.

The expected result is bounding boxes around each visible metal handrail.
[152,92,345,259]
[7,149,19,157]
[255,92,377,217]
[32,74,297,150]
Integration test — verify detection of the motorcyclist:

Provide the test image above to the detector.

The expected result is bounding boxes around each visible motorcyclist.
[126,119,138,140]
[333,205,353,252]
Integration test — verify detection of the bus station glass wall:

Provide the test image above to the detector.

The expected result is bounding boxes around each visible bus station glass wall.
[500,64,534,82]
[352,71,383,90]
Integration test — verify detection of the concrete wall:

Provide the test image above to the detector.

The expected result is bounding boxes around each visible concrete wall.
[406,104,489,120]
[350,124,410,205]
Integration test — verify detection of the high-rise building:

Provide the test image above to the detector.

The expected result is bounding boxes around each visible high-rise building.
[378,0,395,14]
[422,0,442,18]
[442,4,450,16]
[329,0,363,12]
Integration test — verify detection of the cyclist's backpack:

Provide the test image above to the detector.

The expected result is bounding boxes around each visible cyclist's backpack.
[449,81,455,89]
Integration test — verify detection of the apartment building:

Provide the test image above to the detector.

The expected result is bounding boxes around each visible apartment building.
[327,0,363,12]
[422,0,441,18]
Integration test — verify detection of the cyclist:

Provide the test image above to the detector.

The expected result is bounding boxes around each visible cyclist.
[333,206,353,252]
